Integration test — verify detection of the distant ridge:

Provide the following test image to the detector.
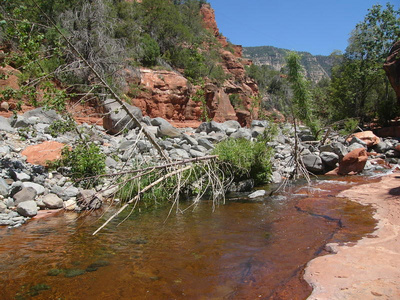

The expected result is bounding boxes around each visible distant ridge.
[243,46,334,82]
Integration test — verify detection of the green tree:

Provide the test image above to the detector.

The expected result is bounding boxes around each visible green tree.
[286,52,320,137]
[329,3,400,123]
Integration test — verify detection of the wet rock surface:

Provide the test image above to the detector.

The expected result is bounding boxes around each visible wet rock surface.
[305,173,400,299]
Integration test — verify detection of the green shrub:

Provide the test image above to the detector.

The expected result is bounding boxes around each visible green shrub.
[139,34,161,67]
[229,94,242,108]
[212,130,275,185]
[58,142,106,187]
[47,117,76,137]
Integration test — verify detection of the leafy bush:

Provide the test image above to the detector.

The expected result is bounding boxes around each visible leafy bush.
[57,142,106,187]
[47,117,76,137]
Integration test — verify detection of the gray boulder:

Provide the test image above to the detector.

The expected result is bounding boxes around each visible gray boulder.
[169,148,190,159]
[182,133,198,146]
[195,121,224,134]
[105,157,118,169]
[373,141,391,154]
[271,171,282,184]
[302,154,324,174]
[0,145,10,156]
[103,99,143,135]
[0,116,14,132]
[51,185,79,201]
[22,108,61,124]
[10,115,30,128]
[118,140,136,151]
[319,142,348,159]
[15,172,31,182]
[348,143,366,152]
[17,200,38,217]
[251,126,265,138]
[320,152,339,168]
[230,128,252,140]
[151,117,181,138]
[221,120,241,132]
[42,193,64,209]
[251,120,269,128]
[0,201,7,213]
[197,138,214,150]
[0,178,9,197]
[189,149,204,158]
[13,187,37,206]
[348,136,367,147]
[77,190,103,210]
[22,182,45,195]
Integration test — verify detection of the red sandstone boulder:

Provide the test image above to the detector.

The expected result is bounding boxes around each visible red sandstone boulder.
[326,148,368,176]
[384,41,400,104]
[21,141,65,166]
[346,131,380,147]
[374,126,400,138]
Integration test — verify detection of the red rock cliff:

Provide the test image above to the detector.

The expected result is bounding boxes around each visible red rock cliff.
[384,41,400,105]
[128,3,260,127]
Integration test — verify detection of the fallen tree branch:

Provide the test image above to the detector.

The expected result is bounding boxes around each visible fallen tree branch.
[77,155,219,182]
[31,0,170,161]
[92,165,193,235]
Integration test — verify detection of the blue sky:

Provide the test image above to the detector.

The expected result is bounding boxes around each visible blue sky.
[207,0,398,56]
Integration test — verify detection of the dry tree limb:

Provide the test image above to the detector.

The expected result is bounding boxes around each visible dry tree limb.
[79,155,219,182]
[92,165,193,235]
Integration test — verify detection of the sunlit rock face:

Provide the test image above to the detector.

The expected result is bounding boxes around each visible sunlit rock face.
[124,3,259,126]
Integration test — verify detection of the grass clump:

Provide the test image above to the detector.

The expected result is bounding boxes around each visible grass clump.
[212,130,276,185]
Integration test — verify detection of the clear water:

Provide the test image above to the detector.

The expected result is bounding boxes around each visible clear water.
[0,176,377,300]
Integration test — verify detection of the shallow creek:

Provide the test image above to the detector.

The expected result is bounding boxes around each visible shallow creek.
[0,176,379,300]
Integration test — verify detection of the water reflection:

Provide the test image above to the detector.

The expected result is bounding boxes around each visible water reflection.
[0,176,377,300]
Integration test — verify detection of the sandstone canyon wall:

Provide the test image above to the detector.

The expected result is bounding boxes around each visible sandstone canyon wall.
[128,4,259,126]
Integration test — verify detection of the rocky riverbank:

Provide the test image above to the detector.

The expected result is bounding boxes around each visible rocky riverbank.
[0,105,399,229]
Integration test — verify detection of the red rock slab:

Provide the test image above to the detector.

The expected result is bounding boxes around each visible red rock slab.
[304,172,400,299]
[21,141,65,166]
[32,208,63,220]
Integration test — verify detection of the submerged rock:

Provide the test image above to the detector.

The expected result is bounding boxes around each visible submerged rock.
[248,190,266,199]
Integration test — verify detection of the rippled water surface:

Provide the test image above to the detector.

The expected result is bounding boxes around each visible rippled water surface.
[0,176,378,300]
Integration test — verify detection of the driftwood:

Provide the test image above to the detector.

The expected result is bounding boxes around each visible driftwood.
[31,1,227,236]
[92,165,193,235]
[78,155,219,181]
